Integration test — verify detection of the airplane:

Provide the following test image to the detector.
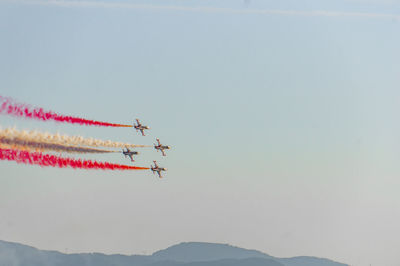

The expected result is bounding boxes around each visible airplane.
[133,119,150,136]
[122,147,139,162]
[154,138,170,156]
[150,161,167,178]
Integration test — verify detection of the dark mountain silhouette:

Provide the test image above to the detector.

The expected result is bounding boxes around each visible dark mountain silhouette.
[151,242,272,262]
[278,256,348,266]
[0,239,348,266]
[0,240,152,266]
[148,258,284,266]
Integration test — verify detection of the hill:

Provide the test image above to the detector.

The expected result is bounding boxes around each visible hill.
[0,240,348,266]
[151,242,272,262]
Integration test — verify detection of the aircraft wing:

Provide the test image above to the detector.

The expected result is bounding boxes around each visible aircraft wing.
[140,129,145,136]
[161,150,166,156]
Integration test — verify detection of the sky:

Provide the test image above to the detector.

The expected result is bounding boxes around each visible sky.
[0,0,400,265]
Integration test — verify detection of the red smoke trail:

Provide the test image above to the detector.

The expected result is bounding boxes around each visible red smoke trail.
[0,147,149,170]
[0,96,132,127]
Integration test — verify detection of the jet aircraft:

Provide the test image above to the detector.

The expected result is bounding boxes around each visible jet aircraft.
[151,161,167,178]
[154,138,170,156]
[122,147,139,162]
[134,119,150,136]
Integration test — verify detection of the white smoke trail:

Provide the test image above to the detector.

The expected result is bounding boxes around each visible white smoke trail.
[0,136,117,154]
[9,0,400,20]
[0,127,150,149]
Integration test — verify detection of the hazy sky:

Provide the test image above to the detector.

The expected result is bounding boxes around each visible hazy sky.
[0,0,400,266]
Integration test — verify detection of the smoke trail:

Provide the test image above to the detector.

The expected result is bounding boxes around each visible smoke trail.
[0,96,132,127]
[0,137,116,154]
[0,127,150,149]
[0,147,149,170]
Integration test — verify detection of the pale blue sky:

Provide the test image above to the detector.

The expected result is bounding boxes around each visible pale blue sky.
[0,1,400,266]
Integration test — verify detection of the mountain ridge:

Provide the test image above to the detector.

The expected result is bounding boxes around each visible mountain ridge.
[152,242,272,262]
[0,239,348,266]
